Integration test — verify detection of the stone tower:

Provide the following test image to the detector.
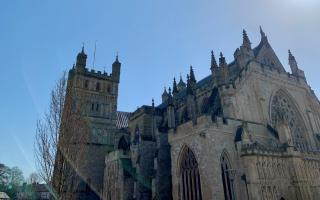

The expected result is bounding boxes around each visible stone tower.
[54,47,122,199]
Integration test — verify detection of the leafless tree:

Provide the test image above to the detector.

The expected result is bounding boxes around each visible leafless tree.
[35,72,67,183]
[35,72,90,199]
[34,72,67,185]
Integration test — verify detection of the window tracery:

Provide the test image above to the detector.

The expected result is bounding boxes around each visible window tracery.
[271,90,309,151]
[221,151,235,200]
[178,146,202,200]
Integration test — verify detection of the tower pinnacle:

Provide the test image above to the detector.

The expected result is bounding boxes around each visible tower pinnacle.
[259,26,268,43]
[112,52,121,82]
[219,52,227,67]
[242,29,251,49]
[211,51,218,70]
[172,77,178,94]
[189,66,196,84]
[76,46,87,69]
[186,74,193,95]
[288,49,299,74]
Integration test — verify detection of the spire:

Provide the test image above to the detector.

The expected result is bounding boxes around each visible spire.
[81,45,85,54]
[288,50,295,61]
[210,50,218,70]
[219,52,227,67]
[186,74,194,95]
[288,49,299,74]
[189,65,196,84]
[242,29,251,49]
[259,26,268,43]
[172,77,178,94]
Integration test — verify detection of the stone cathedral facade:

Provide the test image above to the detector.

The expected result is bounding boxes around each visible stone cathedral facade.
[54,27,320,200]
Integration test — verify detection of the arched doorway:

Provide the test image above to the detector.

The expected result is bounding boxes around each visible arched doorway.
[178,146,202,200]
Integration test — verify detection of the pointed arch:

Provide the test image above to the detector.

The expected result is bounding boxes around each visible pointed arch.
[270,89,309,151]
[118,136,129,151]
[177,145,202,200]
[220,150,235,200]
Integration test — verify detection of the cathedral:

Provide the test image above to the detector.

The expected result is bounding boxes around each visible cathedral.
[53,27,320,200]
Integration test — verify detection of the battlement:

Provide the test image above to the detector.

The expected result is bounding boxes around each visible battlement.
[72,47,121,83]
[84,67,113,80]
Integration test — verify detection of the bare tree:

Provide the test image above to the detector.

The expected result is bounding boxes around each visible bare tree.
[35,72,67,185]
[35,72,90,199]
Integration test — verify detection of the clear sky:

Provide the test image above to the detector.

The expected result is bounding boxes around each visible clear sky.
[0,0,319,178]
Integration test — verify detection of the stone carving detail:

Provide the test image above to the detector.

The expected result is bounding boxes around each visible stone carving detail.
[271,90,308,151]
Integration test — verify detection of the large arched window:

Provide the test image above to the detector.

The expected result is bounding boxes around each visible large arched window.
[221,151,235,200]
[270,90,309,151]
[178,146,202,200]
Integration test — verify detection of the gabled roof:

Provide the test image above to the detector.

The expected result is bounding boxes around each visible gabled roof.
[253,40,285,71]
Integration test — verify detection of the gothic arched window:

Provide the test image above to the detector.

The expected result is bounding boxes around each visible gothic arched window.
[178,146,202,200]
[221,151,235,200]
[271,90,309,151]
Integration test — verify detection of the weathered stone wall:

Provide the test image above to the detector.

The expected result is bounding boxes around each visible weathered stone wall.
[103,150,134,200]
[221,61,320,150]
[169,114,320,200]
[169,116,248,200]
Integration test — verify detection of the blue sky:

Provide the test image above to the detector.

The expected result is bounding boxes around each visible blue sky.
[0,0,319,178]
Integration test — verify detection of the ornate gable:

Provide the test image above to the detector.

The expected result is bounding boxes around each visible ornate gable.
[254,28,285,72]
